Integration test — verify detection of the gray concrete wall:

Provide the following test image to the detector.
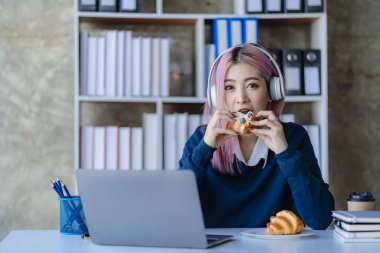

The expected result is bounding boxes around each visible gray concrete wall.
[0,0,74,240]
[1,0,380,241]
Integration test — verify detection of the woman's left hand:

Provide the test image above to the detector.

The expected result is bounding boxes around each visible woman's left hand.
[249,110,288,154]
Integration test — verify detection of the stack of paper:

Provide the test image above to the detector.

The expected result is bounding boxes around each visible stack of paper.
[332,211,380,242]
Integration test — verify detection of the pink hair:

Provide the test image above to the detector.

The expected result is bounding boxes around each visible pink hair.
[203,44,285,174]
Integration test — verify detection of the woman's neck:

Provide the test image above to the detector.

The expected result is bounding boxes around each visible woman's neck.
[238,134,258,162]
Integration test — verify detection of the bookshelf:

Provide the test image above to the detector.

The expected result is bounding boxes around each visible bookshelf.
[74,0,329,183]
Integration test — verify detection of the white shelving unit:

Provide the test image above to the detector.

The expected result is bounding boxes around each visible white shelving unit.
[74,0,328,183]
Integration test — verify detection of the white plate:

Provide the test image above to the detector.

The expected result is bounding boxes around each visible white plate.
[241,228,314,240]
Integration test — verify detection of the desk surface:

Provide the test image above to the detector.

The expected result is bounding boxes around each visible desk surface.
[1,228,379,253]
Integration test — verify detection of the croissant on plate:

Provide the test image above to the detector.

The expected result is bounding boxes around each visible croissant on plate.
[266,210,304,235]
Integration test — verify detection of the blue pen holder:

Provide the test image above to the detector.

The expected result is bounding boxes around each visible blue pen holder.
[59,196,88,235]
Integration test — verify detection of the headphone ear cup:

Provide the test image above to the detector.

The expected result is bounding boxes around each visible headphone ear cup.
[269,77,282,101]
[210,85,217,108]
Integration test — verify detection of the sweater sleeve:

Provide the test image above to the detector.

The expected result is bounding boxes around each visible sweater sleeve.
[275,124,335,230]
[179,126,216,185]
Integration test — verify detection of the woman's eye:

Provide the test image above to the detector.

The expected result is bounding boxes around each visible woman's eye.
[248,83,259,89]
[224,85,234,90]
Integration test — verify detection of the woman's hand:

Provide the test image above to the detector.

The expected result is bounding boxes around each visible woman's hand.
[204,109,237,148]
[250,110,288,154]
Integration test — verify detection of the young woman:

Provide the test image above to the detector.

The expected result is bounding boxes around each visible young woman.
[179,43,334,229]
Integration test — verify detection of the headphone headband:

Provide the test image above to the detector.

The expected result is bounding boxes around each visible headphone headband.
[207,43,285,108]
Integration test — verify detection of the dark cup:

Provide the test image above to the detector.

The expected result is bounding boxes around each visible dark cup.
[347,192,375,211]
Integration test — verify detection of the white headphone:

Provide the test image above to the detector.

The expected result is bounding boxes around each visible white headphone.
[207,43,285,108]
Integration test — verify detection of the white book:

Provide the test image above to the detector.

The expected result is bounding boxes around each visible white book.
[93,127,105,170]
[87,36,97,96]
[105,126,118,170]
[230,19,243,47]
[143,113,159,170]
[307,124,321,166]
[214,19,228,56]
[132,37,142,96]
[334,225,380,239]
[188,114,201,138]
[176,113,188,165]
[116,31,125,97]
[334,230,380,243]
[141,37,152,96]
[96,36,105,96]
[244,19,258,44]
[151,38,161,97]
[131,127,143,170]
[80,31,89,96]
[80,126,93,169]
[164,114,177,170]
[119,127,131,170]
[160,38,170,97]
[124,31,133,97]
[105,30,117,97]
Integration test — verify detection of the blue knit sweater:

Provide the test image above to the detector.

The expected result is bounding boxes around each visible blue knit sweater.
[179,122,334,229]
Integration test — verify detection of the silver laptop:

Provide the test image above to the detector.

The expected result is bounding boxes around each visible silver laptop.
[76,170,232,248]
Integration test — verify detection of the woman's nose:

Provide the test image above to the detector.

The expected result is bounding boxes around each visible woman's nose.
[236,88,249,103]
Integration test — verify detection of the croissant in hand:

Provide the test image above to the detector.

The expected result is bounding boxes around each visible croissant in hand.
[266,210,304,235]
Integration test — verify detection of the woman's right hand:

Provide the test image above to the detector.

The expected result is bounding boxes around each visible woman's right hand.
[203,109,237,148]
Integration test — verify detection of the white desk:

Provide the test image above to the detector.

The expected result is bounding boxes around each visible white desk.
[1,228,379,253]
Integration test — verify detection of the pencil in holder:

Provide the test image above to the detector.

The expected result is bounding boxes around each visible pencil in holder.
[59,196,88,235]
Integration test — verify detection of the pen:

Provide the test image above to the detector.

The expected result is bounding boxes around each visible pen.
[61,181,72,199]
[50,180,64,198]
[56,176,62,193]
[53,178,65,198]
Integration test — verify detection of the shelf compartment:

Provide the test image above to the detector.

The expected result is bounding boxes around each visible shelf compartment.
[80,102,156,127]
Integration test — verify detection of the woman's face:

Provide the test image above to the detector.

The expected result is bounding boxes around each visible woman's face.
[224,62,270,114]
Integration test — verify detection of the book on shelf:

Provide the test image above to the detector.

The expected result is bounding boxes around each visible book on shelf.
[93,127,106,170]
[141,37,152,96]
[283,49,303,95]
[176,113,189,165]
[242,18,258,44]
[151,38,161,97]
[246,0,264,14]
[80,31,89,95]
[131,127,143,170]
[119,0,137,12]
[98,0,117,12]
[164,114,177,170]
[265,0,283,13]
[160,38,170,97]
[143,113,160,170]
[78,0,97,12]
[80,126,94,169]
[229,18,243,47]
[303,49,321,95]
[87,36,97,96]
[213,18,228,57]
[105,126,118,170]
[118,127,131,170]
[124,31,133,97]
[105,30,117,97]
[285,0,304,13]
[116,31,125,97]
[96,36,105,96]
[132,37,142,96]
